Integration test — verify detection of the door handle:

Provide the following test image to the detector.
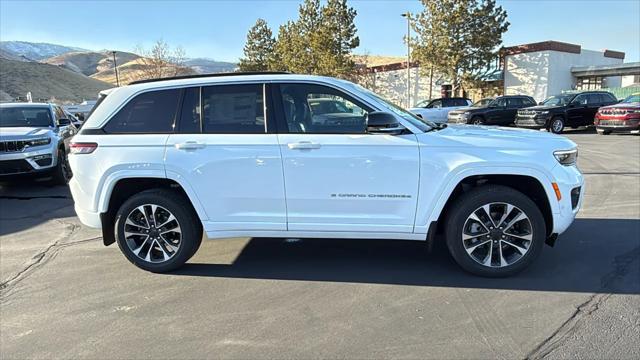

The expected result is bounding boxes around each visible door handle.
[287,141,321,150]
[175,141,206,150]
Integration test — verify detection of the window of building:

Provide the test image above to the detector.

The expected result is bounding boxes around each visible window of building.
[576,76,604,90]
[201,84,265,134]
[104,89,180,133]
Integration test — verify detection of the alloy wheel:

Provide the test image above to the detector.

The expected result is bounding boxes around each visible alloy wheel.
[551,119,564,133]
[124,204,182,263]
[461,202,533,268]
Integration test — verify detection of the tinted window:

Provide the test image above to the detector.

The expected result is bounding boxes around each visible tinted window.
[493,98,507,107]
[507,98,522,108]
[586,94,602,105]
[279,83,369,134]
[602,93,617,103]
[105,89,180,133]
[202,84,265,134]
[572,94,588,105]
[522,98,536,106]
[179,87,200,133]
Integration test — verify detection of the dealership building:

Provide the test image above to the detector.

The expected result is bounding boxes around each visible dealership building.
[365,40,640,106]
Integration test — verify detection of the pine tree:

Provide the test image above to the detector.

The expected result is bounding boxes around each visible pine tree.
[238,19,276,72]
[411,0,509,95]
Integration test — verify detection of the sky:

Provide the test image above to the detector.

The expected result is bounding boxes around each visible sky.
[1,0,639,63]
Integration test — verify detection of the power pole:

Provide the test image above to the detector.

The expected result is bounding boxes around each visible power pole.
[402,12,411,107]
[112,51,120,87]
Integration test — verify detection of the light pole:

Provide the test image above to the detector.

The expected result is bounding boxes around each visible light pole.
[112,51,120,87]
[401,12,412,107]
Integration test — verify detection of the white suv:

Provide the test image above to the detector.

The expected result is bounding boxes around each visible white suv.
[69,73,584,277]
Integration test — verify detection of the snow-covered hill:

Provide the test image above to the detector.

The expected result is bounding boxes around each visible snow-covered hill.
[0,41,88,61]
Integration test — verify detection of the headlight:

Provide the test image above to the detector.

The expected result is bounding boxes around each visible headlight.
[540,111,550,115]
[554,149,578,166]
[628,109,640,114]
[26,138,51,147]
[460,112,469,118]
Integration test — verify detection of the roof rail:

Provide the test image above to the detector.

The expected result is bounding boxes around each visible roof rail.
[128,71,291,85]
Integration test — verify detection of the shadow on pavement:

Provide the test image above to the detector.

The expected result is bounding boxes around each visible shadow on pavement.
[174,218,640,295]
[0,182,75,236]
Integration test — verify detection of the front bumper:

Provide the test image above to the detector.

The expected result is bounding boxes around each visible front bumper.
[595,117,640,133]
[550,163,585,235]
[0,145,57,177]
[515,115,549,129]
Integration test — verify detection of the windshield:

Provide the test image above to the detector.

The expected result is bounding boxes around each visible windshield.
[472,98,493,107]
[351,84,436,131]
[622,94,640,104]
[542,95,572,106]
[414,99,430,108]
[0,107,53,127]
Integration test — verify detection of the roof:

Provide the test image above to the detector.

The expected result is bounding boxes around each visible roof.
[0,102,52,107]
[501,40,625,60]
[571,62,640,77]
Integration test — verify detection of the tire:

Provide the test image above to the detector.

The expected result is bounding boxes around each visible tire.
[114,189,202,272]
[49,148,72,186]
[444,185,546,277]
[549,116,565,134]
[470,116,484,125]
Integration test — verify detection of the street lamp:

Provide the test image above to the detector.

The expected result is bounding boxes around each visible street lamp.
[401,12,411,107]
[112,51,120,87]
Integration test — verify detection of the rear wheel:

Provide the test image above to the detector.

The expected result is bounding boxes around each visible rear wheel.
[549,117,565,134]
[445,185,546,277]
[114,189,202,272]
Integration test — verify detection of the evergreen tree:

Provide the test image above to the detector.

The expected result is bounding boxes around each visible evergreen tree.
[412,0,509,95]
[238,19,276,72]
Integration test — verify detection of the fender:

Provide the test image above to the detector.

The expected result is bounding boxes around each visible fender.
[94,167,208,222]
[414,164,559,233]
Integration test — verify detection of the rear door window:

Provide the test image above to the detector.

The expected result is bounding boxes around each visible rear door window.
[104,89,180,133]
[201,84,265,134]
[587,94,601,105]
[507,98,522,108]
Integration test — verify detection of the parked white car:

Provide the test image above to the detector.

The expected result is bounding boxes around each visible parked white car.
[409,97,472,123]
[0,103,77,184]
[69,73,584,277]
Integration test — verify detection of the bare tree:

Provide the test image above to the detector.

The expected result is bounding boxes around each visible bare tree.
[129,40,193,82]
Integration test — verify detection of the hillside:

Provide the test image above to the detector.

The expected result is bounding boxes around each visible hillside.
[0,58,111,103]
[184,58,236,74]
[0,41,87,61]
[43,50,141,76]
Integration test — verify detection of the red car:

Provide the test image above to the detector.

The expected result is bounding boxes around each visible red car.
[595,93,640,135]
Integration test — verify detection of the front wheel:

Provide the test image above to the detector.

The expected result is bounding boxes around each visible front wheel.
[445,185,546,277]
[114,189,202,272]
[549,117,565,134]
[470,116,484,125]
[49,148,72,185]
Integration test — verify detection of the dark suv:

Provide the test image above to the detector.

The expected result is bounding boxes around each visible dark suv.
[515,91,618,134]
[447,95,536,126]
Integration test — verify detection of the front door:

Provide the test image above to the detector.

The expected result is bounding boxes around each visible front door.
[567,94,590,126]
[165,84,287,233]
[273,83,420,233]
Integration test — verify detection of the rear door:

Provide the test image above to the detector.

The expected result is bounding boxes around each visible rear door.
[584,94,603,125]
[504,97,522,125]
[486,97,507,124]
[567,94,589,125]
[273,82,420,233]
[164,84,287,233]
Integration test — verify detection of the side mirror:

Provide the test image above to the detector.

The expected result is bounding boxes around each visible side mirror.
[366,112,403,134]
[58,118,71,126]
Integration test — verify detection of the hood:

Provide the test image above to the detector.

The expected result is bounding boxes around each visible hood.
[521,105,564,111]
[449,106,483,114]
[422,124,575,151]
[599,102,640,110]
[0,127,53,140]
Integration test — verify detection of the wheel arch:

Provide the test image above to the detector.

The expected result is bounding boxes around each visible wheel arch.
[426,170,556,238]
[98,175,207,246]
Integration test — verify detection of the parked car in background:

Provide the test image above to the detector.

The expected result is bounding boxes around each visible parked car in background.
[594,93,640,135]
[0,103,77,185]
[471,98,495,107]
[447,95,536,126]
[409,97,472,123]
[515,91,618,134]
[68,73,584,277]
[307,97,366,128]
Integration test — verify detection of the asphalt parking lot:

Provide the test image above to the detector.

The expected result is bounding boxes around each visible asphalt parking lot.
[1,130,639,359]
